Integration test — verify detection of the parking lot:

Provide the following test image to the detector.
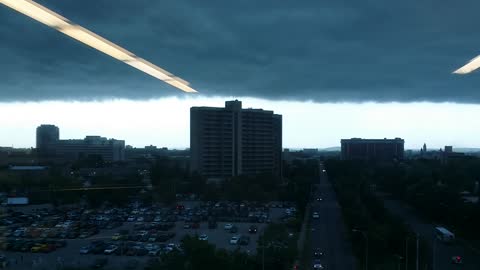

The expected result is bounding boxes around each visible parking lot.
[0,201,294,269]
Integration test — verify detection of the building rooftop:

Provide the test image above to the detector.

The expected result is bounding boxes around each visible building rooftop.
[9,166,48,171]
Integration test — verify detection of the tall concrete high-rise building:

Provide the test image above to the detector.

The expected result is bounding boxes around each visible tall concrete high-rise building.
[36,124,60,157]
[190,100,282,179]
[341,138,404,161]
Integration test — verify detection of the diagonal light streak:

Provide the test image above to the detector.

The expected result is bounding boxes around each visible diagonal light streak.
[453,55,480,75]
[0,0,197,93]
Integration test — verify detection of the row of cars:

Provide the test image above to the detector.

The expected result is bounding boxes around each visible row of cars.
[80,240,179,257]
[1,208,125,243]
[111,229,176,243]
[0,238,67,253]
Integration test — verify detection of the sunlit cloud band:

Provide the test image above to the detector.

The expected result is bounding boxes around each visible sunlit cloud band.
[0,0,197,93]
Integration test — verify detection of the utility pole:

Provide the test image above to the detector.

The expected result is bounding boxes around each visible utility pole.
[416,234,419,270]
[262,234,265,270]
[405,238,408,270]
[352,229,368,270]
[432,238,436,270]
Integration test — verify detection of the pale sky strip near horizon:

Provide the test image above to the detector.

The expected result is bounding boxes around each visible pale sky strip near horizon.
[0,97,478,150]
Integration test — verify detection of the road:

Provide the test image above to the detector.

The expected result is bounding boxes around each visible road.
[381,197,480,270]
[309,163,356,270]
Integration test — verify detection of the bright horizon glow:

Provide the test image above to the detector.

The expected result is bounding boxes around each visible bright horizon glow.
[453,55,480,74]
[1,97,479,150]
[0,0,197,93]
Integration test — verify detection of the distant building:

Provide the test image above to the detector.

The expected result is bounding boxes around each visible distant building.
[36,124,59,157]
[0,147,36,166]
[303,148,319,155]
[9,165,48,171]
[125,145,169,160]
[8,165,49,178]
[190,100,282,179]
[36,125,125,162]
[441,146,465,163]
[341,138,404,161]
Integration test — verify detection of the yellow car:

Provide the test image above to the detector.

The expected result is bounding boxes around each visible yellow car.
[31,244,47,253]
[111,233,122,240]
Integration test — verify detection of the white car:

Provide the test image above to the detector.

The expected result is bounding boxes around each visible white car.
[199,234,208,241]
[230,236,240,245]
[322,169,326,173]
[127,216,135,222]
[313,259,324,269]
[149,248,161,256]
[312,212,320,219]
[145,243,158,251]
[164,243,176,253]
[104,245,118,255]
[224,223,233,230]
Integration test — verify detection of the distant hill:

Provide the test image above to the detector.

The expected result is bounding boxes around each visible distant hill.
[454,148,480,153]
[320,147,341,152]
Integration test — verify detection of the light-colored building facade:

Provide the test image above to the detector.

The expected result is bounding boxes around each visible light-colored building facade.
[190,100,282,179]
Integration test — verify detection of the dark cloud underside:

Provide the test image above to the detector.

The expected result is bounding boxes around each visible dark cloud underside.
[0,0,479,102]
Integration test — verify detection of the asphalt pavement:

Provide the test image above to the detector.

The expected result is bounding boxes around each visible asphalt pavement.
[309,163,356,270]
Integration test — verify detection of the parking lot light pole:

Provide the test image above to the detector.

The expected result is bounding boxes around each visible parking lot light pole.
[405,237,408,270]
[262,233,265,270]
[352,229,368,270]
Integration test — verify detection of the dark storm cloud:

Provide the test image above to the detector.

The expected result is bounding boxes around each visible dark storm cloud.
[0,0,479,102]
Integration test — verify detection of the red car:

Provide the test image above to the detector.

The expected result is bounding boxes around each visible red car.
[191,222,200,229]
[451,256,462,264]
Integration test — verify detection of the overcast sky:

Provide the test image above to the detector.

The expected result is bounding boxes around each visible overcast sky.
[0,0,479,149]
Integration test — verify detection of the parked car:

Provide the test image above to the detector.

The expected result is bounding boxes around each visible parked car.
[451,256,463,264]
[54,240,67,248]
[312,212,320,219]
[224,224,233,230]
[230,236,240,245]
[249,225,258,233]
[208,220,217,229]
[198,234,208,241]
[31,244,47,253]
[239,236,250,246]
[112,233,122,241]
[313,259,324,269]
[91,258,108,269]
[104,245,118,255]
[80,245,92,254]
[148,248,161,256]
[314,248,324,258]
[135,247,148,256]
[125,259,139,270]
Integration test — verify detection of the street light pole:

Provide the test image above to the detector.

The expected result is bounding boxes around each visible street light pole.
[262,233,265,270]
[352,229,368,270]
[405,238,408,270]
[432,237,436,270]
[416,234,419,270]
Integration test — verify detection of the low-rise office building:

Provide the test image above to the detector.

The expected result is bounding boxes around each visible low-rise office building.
[341,138,404,161]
